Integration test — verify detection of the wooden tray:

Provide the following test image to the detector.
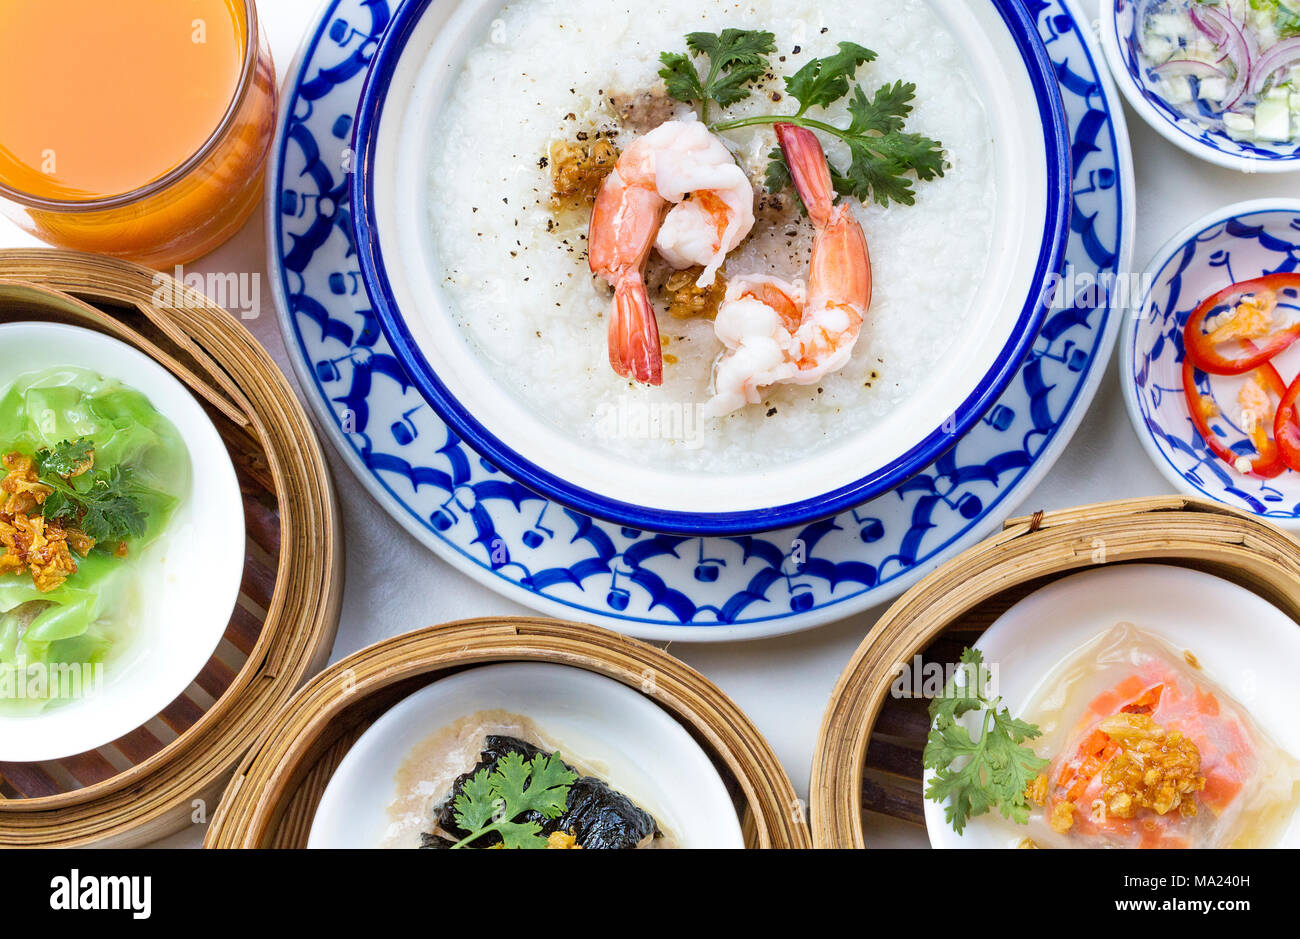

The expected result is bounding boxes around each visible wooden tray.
[0,250,342,847]
[206,617,810,849]
[810,496,1300,848]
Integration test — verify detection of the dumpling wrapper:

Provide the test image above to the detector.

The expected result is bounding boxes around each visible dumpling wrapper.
[1019,623,1300,849]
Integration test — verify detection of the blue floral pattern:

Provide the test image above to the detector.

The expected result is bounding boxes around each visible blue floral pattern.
[1129,205,1300,520]
[270,0,1133,639]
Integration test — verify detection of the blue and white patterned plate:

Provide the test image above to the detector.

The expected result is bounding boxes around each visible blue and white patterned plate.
[268,0,1135,641]
[1122,199,1300,528]
[350,0,1072,536]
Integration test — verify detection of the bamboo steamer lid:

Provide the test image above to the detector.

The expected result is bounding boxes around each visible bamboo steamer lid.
[0,250,342,847]
[206,617,810,849]
[810,496,1300,848]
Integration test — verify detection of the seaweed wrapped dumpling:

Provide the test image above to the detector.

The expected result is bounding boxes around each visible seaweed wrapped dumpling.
[420,736,660,849]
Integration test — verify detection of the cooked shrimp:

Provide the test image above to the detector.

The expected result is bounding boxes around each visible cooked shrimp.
[705,122,872,417]
[588,119,754,385]
[707,276,805,416]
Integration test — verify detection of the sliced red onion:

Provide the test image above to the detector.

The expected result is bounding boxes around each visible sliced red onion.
[1189,4,1228,43]
[1153,58,1230,80]
[1196,5,1253,108]
[1242,8,1262,75]
[1251,37,1300,93]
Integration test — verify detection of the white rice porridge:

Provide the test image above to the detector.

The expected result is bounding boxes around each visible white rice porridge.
[427,0,995,472]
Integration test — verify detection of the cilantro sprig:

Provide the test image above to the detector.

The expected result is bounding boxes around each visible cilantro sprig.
[922,648,1049,835]
[451,751,578,849]
[35,438,94,478]
[659,29,777,124]
[658,30,946,207]
[34,438,149,545]
[784,41,878,113]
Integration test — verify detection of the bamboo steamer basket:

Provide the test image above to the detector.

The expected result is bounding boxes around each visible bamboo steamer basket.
[0,250,342,847]
[206,617,809,849]
[811,496,1300,848]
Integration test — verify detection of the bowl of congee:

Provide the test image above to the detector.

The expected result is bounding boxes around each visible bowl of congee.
[351,0,1071,534]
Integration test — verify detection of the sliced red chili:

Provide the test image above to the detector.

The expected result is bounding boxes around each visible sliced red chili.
[1182,355,1287,479]
[1275,371,1300,472]
[1183,273,1300,376]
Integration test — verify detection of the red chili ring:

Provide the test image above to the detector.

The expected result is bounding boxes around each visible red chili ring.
[1182,356,1287,479]
[1183,273,1300,376]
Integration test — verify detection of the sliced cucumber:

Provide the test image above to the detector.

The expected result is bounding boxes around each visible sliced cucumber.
[1199,76,1230,101]
[1160,74,1195,105]
[1224,110,1256,135]
[1255,92,1293,139]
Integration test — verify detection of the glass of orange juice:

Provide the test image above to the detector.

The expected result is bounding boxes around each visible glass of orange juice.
[0,0,277,269]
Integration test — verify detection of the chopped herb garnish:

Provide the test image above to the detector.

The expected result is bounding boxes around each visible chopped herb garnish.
[659,30,946,207]
[658,29,777,124]
[35,437,94,478]
[923,647,1049,835]
[451,751,578,849]
[784,41,877,112]
[36,439,149,544]
[1249,0,1300,38]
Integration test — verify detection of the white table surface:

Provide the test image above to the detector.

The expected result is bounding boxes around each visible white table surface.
[3,0,1286,849]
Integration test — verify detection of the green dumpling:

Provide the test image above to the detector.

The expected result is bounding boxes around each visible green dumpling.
[0,367,191,710]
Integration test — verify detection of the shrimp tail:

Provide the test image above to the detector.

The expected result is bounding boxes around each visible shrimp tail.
[706,126,876,410]
[775,122,836,228]
[777,122,872,312]
[608,275,663,386]
[810,205,873,312]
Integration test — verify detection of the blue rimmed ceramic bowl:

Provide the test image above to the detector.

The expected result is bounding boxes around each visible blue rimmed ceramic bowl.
[1100,1,1300,173]
[1121,199,1300,529]
[350,0,1071,536]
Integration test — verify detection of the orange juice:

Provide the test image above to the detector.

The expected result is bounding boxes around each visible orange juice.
[0,0,276,267]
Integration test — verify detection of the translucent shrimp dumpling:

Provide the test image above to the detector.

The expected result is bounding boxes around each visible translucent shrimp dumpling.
[1020,624,1300,849]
